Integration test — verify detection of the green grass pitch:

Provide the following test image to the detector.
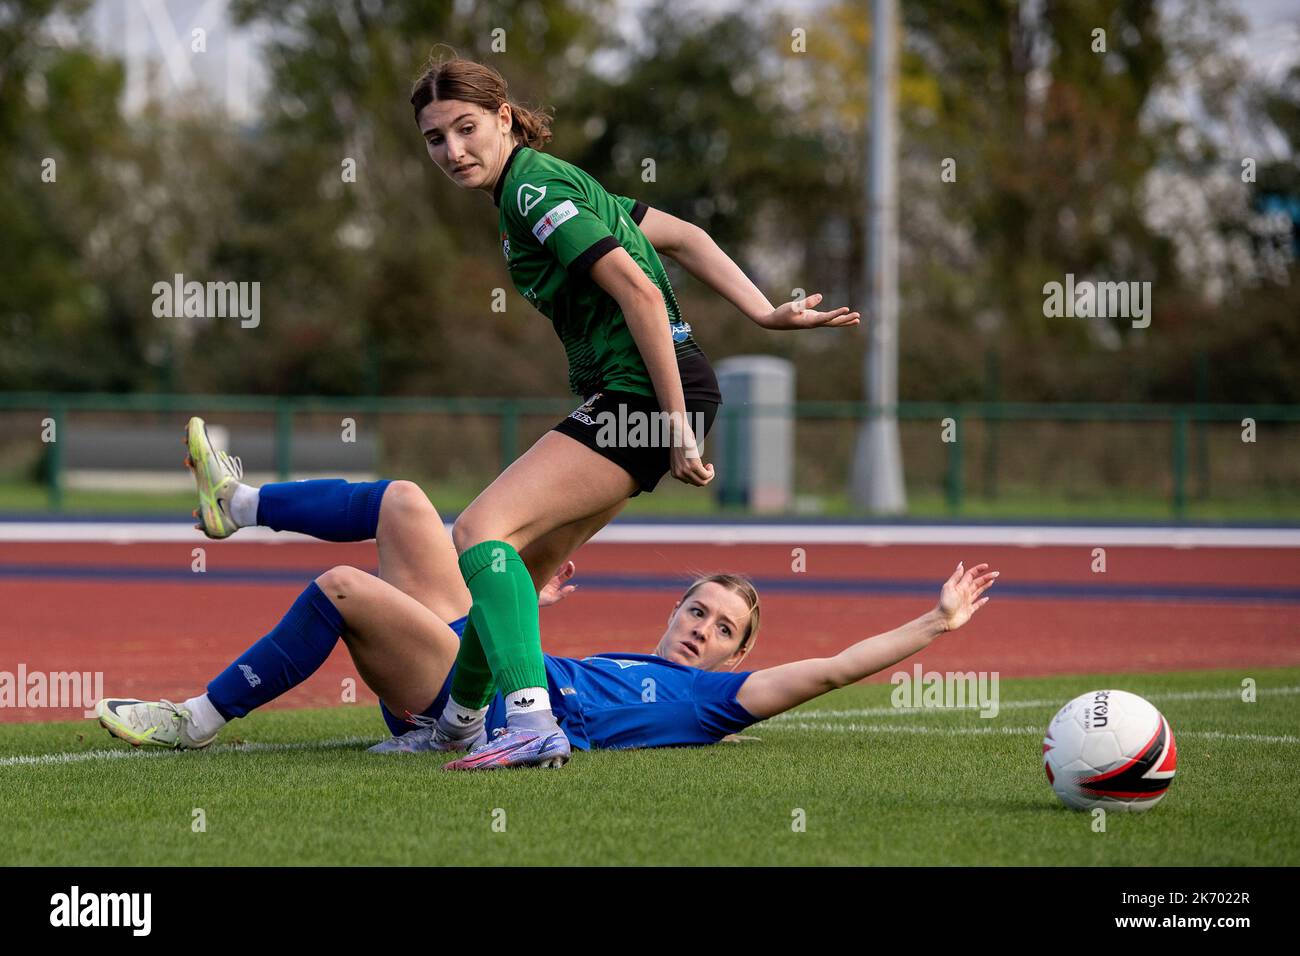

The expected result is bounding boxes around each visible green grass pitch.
[1,667,1296,866]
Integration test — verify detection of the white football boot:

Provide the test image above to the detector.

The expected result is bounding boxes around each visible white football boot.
[96,698,218,750]
[184,416,245,539]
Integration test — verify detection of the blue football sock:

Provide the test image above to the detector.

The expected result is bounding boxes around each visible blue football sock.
[378,614,469,736]
[256,479,390,542]
[207,581,346,720]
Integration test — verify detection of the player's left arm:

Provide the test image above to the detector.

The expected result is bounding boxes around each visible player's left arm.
[589,247,713,486]
[636,205,860,331]
[735,563,999,720]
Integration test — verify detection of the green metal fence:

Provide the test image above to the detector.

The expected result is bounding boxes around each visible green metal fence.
[1,392,1297,518]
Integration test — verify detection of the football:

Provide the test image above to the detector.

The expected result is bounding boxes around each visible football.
[1043,689,1177,812]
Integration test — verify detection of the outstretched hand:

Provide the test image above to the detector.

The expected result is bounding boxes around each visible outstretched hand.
[539,560,578,608]
[937,562,998,631]
[757,293,861,331]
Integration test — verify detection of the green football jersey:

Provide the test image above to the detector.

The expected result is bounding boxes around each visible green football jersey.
[494,146,714,400]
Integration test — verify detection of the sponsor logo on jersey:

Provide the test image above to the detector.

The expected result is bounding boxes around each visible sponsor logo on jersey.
[501,230,510,261]
[239,664,261,688]
[517,183,547,216]
[531,200,579,244]
[670,320,692,343]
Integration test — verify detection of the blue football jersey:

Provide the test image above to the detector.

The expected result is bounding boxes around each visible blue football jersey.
[485,652,757,750]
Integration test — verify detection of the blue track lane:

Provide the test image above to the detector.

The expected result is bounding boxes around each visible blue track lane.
[2,565,1298,604]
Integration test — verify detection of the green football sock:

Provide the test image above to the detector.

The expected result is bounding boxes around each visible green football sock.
[447,616,495,711]
[456,540,549,697]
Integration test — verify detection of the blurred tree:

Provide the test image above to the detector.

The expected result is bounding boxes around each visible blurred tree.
[0,0,153,391]
[888,0,1298,403]
[3,0,1295,410]
[211,0,615,395]
[1190,53,1300,405]
[559,6,864,397]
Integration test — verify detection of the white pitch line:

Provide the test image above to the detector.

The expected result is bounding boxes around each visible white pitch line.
[4,720,1296,767]
[0,736,375,768]
[770,685,1300,722]
[765,722,1045,736]
[1184,731,1300,744]
[3,521,1300,547]
[760,722,1300,744]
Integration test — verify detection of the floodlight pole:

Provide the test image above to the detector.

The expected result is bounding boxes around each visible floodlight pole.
[851,0,907,514]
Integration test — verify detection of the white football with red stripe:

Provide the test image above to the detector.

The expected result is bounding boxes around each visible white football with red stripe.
[1043,689,1177,812]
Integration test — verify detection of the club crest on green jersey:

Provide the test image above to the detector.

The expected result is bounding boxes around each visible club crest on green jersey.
[517,183,546,216]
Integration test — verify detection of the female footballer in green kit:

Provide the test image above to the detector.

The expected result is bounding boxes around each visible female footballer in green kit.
[409,55,860,769]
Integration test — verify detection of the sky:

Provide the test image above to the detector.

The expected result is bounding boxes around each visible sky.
[1235,0,1300,85]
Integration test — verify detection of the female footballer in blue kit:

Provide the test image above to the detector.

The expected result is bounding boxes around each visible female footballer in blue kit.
[95,428,999,762]
[400,54,862,769]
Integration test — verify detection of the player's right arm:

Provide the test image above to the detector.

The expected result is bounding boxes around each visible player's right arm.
[538,560,578,607]
[636,205,859,331]
[734,563,999,720]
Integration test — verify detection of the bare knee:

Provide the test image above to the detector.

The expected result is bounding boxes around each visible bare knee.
[381,480,440,525]
[451,504,501,554]
[316,565,368,602]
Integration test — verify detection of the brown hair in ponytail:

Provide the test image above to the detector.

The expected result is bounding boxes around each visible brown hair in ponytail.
[409,51,553,149]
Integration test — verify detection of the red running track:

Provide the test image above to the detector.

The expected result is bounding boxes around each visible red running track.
[1,541,1298,723]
